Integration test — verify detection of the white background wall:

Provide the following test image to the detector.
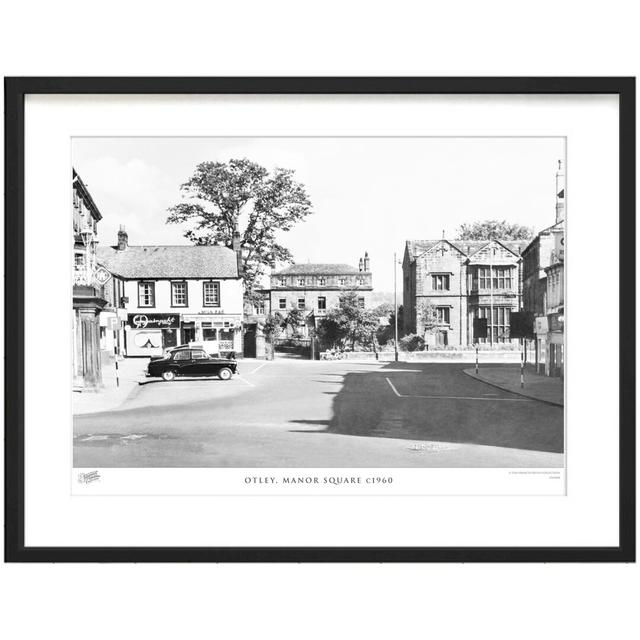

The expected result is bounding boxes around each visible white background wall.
[1,3,638,640]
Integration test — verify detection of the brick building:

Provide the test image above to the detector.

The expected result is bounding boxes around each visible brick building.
[251,252,373,336]
[402,238,527,346]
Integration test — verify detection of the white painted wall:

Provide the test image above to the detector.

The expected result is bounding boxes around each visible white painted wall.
[122,278,243,315]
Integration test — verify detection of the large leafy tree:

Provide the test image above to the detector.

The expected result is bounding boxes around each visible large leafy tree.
[284,307,307,337]
[417,300,439,338]
[317,290,379,350]
[373,303,404,346]
[262,311,285,340]
[167,158,313,299]
[456,220,534,241]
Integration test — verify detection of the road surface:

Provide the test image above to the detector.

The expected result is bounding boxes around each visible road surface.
[74,360,564,467]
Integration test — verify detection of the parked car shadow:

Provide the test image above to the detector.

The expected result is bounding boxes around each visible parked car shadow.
[139,376,236,386]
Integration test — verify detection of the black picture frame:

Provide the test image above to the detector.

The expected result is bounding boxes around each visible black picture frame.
[4,77,635,563]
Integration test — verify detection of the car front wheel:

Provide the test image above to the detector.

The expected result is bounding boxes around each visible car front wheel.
[218,367,232,381]
[162,370,176,382]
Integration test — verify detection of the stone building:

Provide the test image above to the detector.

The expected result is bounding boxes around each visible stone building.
[252,253,374,336]
[72,169,108,390]
[402,238,527,346]
[521,160,565,376]
[521,222,563,371]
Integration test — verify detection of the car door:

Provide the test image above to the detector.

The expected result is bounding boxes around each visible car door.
[189,348,213,375]
[170,349,193,375]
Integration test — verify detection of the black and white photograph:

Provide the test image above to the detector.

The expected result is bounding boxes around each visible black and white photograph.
[72,136,566,474]
[6,76,632,563]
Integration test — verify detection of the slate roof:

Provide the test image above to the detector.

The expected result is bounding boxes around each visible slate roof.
[97,245,239,279]
[272,263,364,276]
[406,239,528,259]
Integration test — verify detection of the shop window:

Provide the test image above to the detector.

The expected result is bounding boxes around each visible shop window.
[171,281,188,307]
[201,322,217,341]
[203,281,220,307]
[138,282,155,307]
[203,327,217,341]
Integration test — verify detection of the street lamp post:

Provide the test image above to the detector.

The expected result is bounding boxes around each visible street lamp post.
[393,252,398,362]
[80,227,95,286]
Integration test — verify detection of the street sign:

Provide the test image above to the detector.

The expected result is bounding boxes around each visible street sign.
[510,311,534,339]
[473,317,488,339]
[93,266,112,286]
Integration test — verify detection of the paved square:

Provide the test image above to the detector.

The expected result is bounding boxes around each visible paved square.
[74,361,564,468]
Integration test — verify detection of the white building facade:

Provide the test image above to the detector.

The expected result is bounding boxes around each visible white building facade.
[98,229,244,358]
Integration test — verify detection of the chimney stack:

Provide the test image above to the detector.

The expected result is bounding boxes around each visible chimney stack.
[363,251,370,272]
[117,225,128,251]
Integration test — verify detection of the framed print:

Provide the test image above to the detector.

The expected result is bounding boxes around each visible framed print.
[4,77,635,562]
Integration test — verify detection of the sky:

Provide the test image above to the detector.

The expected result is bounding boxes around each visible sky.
[73,136,565,292]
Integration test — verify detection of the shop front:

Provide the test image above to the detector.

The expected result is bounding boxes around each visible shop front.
[125,312,180,357]
[180,313,243,356]
[124,312,242,357]
[546,312,564,378]
[534,316,549,374]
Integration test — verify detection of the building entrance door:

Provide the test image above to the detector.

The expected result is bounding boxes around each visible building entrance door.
[162,329,178,349]
[436,330,448,347]
[181,324,196,344]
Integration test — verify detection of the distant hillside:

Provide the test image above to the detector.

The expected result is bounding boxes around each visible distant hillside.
[370,291,401,306]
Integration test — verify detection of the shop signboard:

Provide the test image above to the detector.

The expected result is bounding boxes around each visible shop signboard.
[535,316,549,335]
[127,313,179,329]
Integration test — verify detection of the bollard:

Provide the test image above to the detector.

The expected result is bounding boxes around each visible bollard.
[114,335,120,388]
[475,345,479,375]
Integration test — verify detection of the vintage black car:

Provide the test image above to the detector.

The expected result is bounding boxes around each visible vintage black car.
[146,347,238,381]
